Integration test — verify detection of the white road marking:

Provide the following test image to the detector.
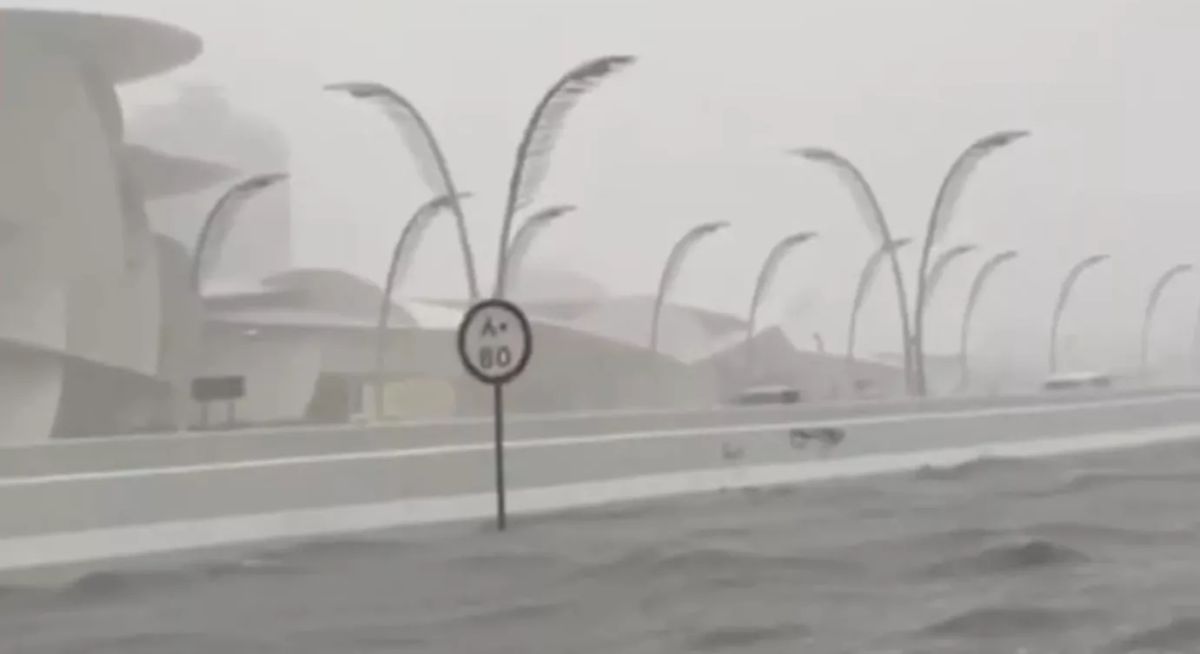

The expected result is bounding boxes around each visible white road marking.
[1,420,1197,572]
[0,391,1192,488]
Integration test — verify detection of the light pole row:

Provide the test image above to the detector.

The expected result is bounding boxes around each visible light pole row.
[791,132,1030,396]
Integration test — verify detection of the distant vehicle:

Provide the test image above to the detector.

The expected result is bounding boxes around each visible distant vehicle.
[729,385,802,406]
[1043,371,1113,392]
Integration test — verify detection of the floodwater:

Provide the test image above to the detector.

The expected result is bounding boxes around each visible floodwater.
[6,438,1200,653]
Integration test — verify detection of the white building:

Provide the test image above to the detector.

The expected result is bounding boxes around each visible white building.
[0,9,910,442]
[0,9,225,442]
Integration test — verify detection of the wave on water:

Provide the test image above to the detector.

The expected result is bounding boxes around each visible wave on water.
[449,549,567,573]
[590,544,859,581]
[63,569,200,601]
[913,456,1048,482]
[48,632,261,654]
[885,526,1007,550]
[1104,617,1200,653]
[684,622,811,651]
[564,544,862,598]
[1027,520,1190,546]
[459,600,563,626]
[262,536,413,565]
[921,538,1089,579]
[1037,469,1200,497]
[291,624,426,652]
[198,557,300,579]
[921,605,1094,639]
[57,554,311,603]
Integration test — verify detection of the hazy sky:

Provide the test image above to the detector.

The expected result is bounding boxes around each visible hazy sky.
[14,0,1200,375]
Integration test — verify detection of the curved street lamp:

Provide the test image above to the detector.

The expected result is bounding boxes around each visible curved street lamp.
[1141,263,1193,376]
[744,231,819,378]
[372,192,470,419]
[789,148,916,394]
[1049,254,1110,375]
[958,250,1018,391]
[190,173,289,292]
[912,130,1030,395]
[923,244,978,311]
[650,221,729,353]
[181,172,288,430]
[499,205,577,298]
[494,55,635,299]
[1191,303,1200,374]
[846,238,913,367]
[325,82,481,301]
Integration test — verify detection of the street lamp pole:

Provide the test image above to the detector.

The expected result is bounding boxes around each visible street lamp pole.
[846,238,913,391]
[1140,263,1193,377]
[650,222,729,353]
[494,55,635,300]
[744,231,819,380]
[498,205,577,299]
[912,131,1030,395]
[1049,254,1109,375]
[958,250,1018,392]
[325,82,481,301]
[790,148,917,395]
[923,244,978,312]
[374,192,470,420]
[190,173,289,292]
[179,173,288,431]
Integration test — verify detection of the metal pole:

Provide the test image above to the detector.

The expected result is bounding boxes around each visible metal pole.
[744,232,818,381]
[957,250,1018,392]
[493,383,507,531]
[374,193,469,421]
[190,173,289,292]
[499,205,576,299]
[912,131,1029,395]
[650,222,729,352]
[1140,263,1193,377]
[1049,254,1109,375]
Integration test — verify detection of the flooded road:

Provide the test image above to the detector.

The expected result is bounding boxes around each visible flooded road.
[6,434,1200,653]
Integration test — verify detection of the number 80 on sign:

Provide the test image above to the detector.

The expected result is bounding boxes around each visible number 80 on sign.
[457,299,533,385]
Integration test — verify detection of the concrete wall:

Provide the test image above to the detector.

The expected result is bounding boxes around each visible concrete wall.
[3,389,1200,571]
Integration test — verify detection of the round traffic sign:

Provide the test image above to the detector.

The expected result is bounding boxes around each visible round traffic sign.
[457,299,533,385]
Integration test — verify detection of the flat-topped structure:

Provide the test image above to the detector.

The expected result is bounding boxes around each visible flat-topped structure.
[0,8,201,83]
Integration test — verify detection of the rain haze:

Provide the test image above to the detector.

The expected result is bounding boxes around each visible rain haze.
[14,2,1200,652]
[17,0,1200,377]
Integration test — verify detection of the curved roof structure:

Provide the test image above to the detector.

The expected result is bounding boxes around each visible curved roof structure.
[567,296,743,364]
[0,9,202,83]
[124,145,237,199]
[204,268,465,331]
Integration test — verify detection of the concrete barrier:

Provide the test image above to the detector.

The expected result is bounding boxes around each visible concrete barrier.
[0,388,1198,571]
[1,385,1195,478]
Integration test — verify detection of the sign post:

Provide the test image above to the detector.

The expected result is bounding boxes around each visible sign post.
[191,376,246,430]
[457,299,532,531]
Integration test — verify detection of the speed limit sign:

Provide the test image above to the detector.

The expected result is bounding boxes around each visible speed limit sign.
[456,298,532,531]
[457,299,532,385]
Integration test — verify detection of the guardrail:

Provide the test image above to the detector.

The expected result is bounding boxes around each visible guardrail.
[1,388,1199,572]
